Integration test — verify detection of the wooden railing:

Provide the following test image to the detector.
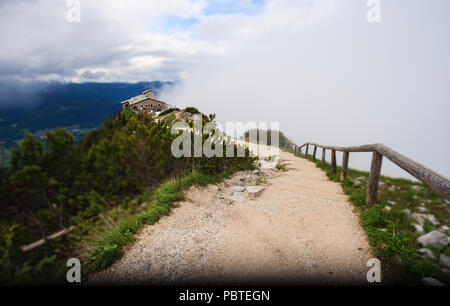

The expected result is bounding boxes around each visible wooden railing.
[291,143,450,206]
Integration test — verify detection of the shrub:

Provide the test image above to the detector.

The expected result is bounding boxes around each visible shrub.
[276,162,286,171]
[0,107,257,284]
[184,107,201,114]
[159,108,179,116]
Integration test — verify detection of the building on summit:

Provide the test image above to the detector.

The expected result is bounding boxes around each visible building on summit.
[121,89,169,114]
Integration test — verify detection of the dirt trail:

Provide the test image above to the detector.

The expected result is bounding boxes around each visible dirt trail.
[93,151,373,285]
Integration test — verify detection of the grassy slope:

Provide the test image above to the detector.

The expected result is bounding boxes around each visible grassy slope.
[88,149,448,283]
[2,110,253,284]
[83,171,239,278]
[300,154,449,285]
[80,109,252,278]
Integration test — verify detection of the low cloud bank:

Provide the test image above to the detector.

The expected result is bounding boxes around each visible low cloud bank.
[163,0,450,179]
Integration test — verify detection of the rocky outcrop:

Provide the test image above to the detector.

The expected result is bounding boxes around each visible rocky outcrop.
[417,231,448,248]
[227,192,247,203]
[229,186,245,193]
[417,248,436,260]
[352,176,366,188]
[422,277,446,286]
[439,225,449,233]
[246,186,265,198]
[440,254,450,268]
[214,169,275,205]
[413,224,425,234]
[402,209,412,216]
[411,213,440,227]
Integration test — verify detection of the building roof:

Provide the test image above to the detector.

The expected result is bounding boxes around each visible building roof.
[121,90,167,105]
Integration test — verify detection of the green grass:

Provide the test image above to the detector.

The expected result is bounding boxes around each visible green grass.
[255,175,268,185]
[162,113,176,125]
[276,161,287,171]
[299,153,450,285]
[158,108,180,117]
[86,172,228,274]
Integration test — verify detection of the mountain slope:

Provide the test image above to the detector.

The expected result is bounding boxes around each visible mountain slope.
[0,81,173,148]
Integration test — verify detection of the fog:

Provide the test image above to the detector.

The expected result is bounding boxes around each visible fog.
[1,0,449,179]
[162,0,450,180]
[0,81,50,108]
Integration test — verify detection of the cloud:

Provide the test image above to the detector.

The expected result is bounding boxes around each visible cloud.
[80,70,106,79]
[0,0,329,83]
[1,0,449,178]
[0,0,213,82]
[0,0,333,83]
[163,0,450,179]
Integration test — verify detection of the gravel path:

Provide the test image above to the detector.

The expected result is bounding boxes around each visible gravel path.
[92,151,373,285]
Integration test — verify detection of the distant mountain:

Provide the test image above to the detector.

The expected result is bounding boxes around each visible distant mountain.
[0,81,173,148]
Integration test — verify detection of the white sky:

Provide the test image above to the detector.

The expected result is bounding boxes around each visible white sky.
[0,0,449,179]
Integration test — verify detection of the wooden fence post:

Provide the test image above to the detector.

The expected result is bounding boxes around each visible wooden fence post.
[331,150,337,175]
[366,151,383,206]
[340,152,349,181]
[306,145,309,156]
[293,145,297,156]
[312,146,317,161]
[322,148,326,163]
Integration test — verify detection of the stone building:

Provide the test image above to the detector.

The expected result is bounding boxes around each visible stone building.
[121,89,168,114]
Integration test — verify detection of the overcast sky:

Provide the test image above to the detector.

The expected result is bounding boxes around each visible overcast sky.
[1,0,449,179]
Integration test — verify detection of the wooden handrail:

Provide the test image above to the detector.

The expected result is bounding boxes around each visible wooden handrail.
[294,142,450,205]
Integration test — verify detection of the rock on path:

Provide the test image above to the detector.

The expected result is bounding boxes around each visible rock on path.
[92,151,373,285]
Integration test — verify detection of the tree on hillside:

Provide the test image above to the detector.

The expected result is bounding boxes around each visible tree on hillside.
[43,128,79,185]
[9,165,50,238]
[0,109,257,284]
[9,131,44,173]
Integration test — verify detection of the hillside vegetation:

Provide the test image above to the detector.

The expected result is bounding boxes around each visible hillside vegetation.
[302,154,450,285]
[242,128,294,149]
[0,109,256,284]
[0,82,172,164]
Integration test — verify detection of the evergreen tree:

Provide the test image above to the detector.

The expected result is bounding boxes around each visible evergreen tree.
[9,131,44,173]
